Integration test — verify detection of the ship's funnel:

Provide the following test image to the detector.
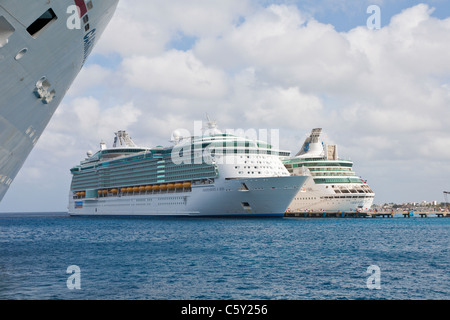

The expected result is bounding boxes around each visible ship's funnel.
[295,128,325,158]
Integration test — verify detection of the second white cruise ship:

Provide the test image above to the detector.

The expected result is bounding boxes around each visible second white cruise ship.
[68,120,308,217]
[283,128,375,212]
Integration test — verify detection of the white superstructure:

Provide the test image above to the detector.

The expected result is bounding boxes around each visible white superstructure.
[0,0,119,201]
[283,128,375,212]
[69,120,308,217]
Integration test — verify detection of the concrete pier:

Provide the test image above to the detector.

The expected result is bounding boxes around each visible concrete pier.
[284,211,369,218]
[284,211,450,218]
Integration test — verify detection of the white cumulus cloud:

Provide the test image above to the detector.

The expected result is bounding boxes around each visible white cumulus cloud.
[2,1,450,212]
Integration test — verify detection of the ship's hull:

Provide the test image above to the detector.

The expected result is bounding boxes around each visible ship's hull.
[0,0,119,201]
[288,195,374,212]
[287,177,375,212]
[69,176,308,217]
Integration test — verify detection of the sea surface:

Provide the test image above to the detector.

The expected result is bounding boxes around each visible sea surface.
[0,212,448,300]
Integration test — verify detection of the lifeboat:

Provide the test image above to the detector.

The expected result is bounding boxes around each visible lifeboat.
[126,187,133,193]
[145,185,152,192]
[111,189,118,194]
[174,183,183,189]
[132,186,139,192]
[152,185,160,191]
[167,183,175,190]
[183,182,191,188]
[139,186,145,192]
[159,184,167,190]
[121,188,127,193]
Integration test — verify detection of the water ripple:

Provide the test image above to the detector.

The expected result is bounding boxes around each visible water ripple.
[0,214,448,299]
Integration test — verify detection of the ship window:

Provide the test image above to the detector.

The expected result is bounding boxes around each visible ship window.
[0,16,15,47]
[27,8,58,38]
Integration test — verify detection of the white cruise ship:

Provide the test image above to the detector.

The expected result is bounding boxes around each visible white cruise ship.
[68,121,308,217]
[283,128,375,212]
[0,0,119,201]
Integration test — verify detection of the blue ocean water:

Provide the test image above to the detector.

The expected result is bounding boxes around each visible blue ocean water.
[0,212,448,300]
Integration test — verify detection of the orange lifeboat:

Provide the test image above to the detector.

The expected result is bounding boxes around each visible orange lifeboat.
[159,184,167,190]
[145,185,152,192]
[167,183,175,190]
[126,187,133,193]
[183,182,191,188]
[139,186,146,192]
[174,183,183,189]
[111,189,118,194]
[152,185,160,191]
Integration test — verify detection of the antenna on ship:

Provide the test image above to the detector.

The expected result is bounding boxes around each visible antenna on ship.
[203,113,221,136]
[100,140,107,150]
[205,113,217,129]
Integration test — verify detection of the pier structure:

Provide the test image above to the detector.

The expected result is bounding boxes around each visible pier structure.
[284,210,450,218]
[285,211,369,218]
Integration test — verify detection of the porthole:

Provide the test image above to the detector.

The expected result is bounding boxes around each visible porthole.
[15,48,28,60]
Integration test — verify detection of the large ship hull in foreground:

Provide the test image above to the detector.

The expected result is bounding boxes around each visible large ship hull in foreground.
[0,0,119,201]
[283,128,375,212]
[69,123,308,217]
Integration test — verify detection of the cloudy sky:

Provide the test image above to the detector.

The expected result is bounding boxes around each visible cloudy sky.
[1,0,450,212]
